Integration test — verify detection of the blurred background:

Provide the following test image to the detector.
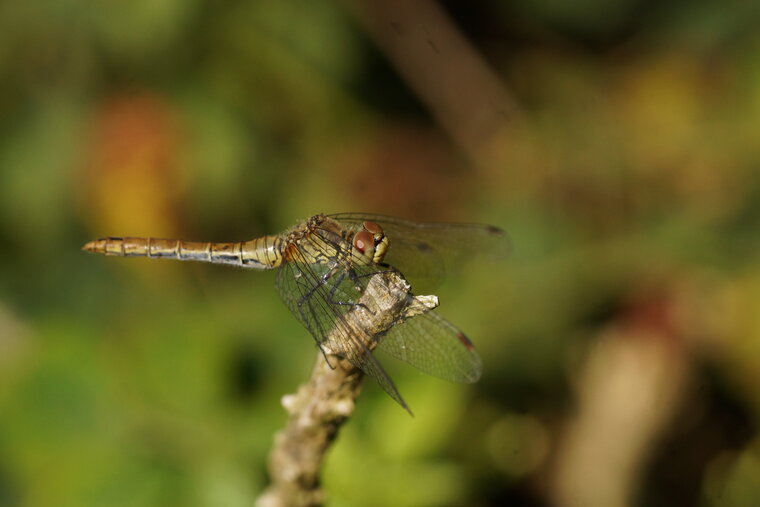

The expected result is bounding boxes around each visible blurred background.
[1,1,759,506]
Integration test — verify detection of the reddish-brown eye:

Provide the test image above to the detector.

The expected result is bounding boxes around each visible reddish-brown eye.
[363,221,383,235]
[353,230,373,253]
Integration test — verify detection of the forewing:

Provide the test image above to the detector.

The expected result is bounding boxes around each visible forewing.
[274,242,411,412]
[329,213,510,292]
[377,311,482,383]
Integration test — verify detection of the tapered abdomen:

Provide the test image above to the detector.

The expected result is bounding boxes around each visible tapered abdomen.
[82,235,283,269]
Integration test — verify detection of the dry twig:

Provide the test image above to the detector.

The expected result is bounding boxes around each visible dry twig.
[256,270,438,507]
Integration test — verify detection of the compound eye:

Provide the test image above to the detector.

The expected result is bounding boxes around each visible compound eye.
[353,230,374,254]
[363,221,383,235]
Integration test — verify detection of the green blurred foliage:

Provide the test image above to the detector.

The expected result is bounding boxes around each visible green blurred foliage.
[0,1,759,506]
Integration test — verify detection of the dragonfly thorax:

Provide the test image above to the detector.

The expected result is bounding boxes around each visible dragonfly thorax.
[289,215,390,268]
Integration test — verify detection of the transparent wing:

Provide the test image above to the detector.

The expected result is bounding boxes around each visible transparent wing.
[274,239,411,412]
[377,311,482,383]
[329,213,510,292]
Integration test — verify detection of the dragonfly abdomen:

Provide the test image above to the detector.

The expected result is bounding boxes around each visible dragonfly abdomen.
[82,236,283,269]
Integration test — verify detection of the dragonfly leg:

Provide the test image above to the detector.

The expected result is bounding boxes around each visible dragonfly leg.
[317,342,337,370]
[352,265,399,282]
[347,267,367,292]
[295,265,368,312]
[325,271,369,312]
[296,265,340,307]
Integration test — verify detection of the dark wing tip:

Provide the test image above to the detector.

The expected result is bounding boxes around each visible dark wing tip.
[456,332,482,383]
[456,332,476,351]
[414,241,433,253]
[484,225,512,260]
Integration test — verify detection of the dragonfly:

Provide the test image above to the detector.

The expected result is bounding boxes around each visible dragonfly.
[82,213,509,412]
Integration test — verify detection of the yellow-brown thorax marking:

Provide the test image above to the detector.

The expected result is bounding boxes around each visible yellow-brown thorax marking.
[281,215,390,268]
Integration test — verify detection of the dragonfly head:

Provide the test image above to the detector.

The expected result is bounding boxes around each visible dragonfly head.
[352,221,389,265]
